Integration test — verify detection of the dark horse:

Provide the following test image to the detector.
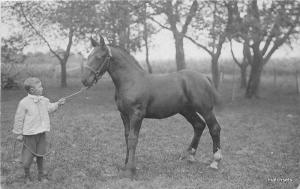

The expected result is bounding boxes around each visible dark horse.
[82,36,222,179]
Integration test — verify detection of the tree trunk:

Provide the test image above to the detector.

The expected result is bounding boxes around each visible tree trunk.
[60,61,67,88]
[245,55,263,98]
[126,24,130,51]
[143,3,152,74]
[174,35,186,70]
[295,70,299,94]
[211,56,220,89]
[59,27,73,88]
[117,1,130,50]
[240,63,247,88]
[145,41,152,73]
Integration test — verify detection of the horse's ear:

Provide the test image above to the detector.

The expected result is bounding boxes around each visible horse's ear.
[99,35,106,49]
[90,37,99,47]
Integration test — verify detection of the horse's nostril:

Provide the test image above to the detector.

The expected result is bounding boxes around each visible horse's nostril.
[82,80,87,86]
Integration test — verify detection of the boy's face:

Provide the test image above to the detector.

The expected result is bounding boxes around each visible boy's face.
[30,82,43,96]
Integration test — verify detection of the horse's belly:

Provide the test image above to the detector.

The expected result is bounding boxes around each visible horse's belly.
[145,106,178,119]
[145,96,186,119]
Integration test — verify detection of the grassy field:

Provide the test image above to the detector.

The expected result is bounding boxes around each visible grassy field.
[1,75,300,189]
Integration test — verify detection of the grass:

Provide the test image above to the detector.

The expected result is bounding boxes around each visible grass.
[1,75,300,189]
[3,56,300,82]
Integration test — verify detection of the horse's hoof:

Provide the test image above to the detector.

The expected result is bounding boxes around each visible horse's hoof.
[187,155,197,163]
[213,149,222,161]
[209,161,219,170]
[180,148,196,161]
[119,169,136,180]
[179,153,186,160]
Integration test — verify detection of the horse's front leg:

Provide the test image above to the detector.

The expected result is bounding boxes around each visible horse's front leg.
[121,110,143,179]
[120,113,129,166]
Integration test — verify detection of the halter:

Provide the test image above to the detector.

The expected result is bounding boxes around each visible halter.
[85,46,112,85]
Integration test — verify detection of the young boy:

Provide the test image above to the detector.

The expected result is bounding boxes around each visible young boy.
[13,77,65,183]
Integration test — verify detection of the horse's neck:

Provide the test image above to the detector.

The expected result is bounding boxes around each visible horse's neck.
[107,48,145,90]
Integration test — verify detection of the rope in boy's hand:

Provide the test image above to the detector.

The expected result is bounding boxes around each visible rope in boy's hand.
[62,86,88,100]
[13,139,52,158]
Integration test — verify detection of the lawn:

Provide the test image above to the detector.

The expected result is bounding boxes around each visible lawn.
[1,77,299,189]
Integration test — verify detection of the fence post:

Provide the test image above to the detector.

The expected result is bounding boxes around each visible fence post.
[296,70,299,95]
[231,62,237,101]
[78,52,84,76]
[273,64,277,87]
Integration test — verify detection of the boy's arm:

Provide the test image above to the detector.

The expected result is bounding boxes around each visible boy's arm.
[47,100,59,113]
[13,102,26,135]
[47,98,65,113]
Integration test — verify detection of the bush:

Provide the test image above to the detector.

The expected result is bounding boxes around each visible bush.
[1,74,20,89]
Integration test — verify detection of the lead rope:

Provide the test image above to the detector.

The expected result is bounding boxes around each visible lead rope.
[62,86,88,100]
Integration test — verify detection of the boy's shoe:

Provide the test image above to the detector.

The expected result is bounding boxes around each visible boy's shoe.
[38,173,49,183]
[38,177,48,183]
[24,176,33,184]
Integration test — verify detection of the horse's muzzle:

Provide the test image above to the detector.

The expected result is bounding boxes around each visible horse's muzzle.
[81,79,91,87]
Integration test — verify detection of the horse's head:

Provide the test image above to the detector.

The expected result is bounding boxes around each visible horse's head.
[81,36,111,87]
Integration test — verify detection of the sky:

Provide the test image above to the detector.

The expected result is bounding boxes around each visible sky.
[1,20,205,61]
[2,19,300,63]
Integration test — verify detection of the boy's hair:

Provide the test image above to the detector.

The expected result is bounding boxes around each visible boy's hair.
[24,77,41,93]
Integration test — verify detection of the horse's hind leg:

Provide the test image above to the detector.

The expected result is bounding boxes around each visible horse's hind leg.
[180,110,206,162]
[203,111,222,169]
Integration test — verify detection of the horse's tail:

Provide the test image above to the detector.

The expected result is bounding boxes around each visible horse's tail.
[207,76,223,111]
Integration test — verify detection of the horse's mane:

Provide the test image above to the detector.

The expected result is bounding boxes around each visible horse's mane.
[108,45,144,71]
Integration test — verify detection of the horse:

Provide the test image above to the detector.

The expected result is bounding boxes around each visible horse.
[81,36,223,179]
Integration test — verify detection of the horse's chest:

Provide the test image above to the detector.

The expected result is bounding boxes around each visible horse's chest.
[115,94,124,110]
[115,93,140,113]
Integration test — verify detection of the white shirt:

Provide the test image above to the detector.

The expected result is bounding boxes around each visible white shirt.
[13,94,59,135]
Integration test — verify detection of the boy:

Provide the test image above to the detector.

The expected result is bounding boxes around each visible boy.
[13,77,65,183]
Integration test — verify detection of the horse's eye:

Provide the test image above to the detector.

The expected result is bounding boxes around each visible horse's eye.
[94,54,101,59]
[95,53,105,59]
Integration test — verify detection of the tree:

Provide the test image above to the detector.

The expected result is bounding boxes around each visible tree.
[50,1,100,87]
[149,0,230,88]
[1,35,27,64]
[148,0,199,71]
[128,1,158,73]
[8,1,99,87]
[229,40,250,88]
[98,0,144,52]
[141,2,153,73]
[107,1,131,49]
[95,0,157,73]
[229,0,300,98]
[227,1,250,88]
[184,1,230,88]
[1,34,28,89]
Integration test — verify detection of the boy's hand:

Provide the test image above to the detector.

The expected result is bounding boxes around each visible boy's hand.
[16,135,23,142]
[58,98,66,106]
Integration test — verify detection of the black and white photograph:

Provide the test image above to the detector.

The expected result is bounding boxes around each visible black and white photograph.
[1,0,299,188]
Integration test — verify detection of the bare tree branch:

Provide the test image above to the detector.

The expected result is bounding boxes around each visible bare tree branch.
[147,1,165,15]
[183,34,213,56]
[216,34,226,57]
[264,13,300,63]
[147,16,172,31]
[181,0,199,35]
[261,22,277,56]
[19,3,63,62]
[230,39,242,67]
[63,28,74,62]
